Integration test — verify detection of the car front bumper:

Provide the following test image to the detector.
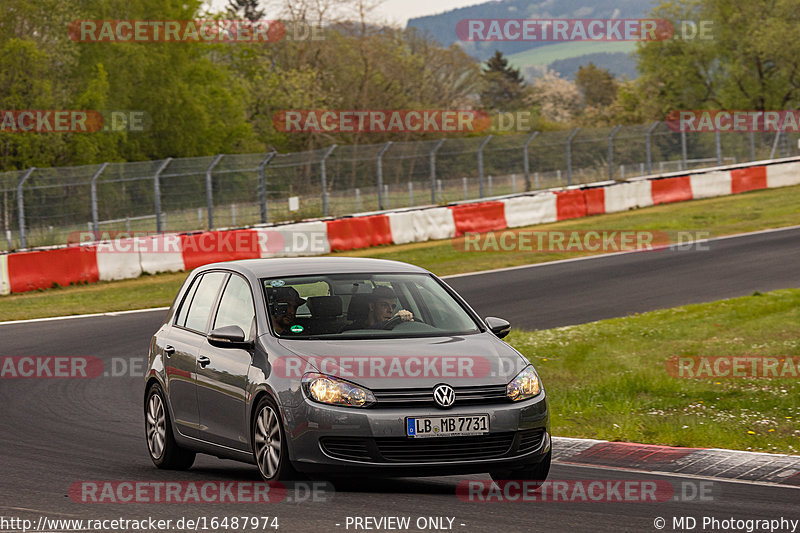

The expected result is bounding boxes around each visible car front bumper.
[282,392,549,476]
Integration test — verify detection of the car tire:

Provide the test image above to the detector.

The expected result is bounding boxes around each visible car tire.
[252,396,299,481]
[490,449,551,489]
[145,383,196,470]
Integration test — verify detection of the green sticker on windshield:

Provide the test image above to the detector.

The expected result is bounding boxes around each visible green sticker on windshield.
[290,325,304,333]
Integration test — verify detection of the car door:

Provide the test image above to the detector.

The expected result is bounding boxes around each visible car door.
[167,271,227,438]
[196,272,256,451]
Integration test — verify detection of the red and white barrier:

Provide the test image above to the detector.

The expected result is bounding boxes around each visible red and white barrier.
[256,221,331,257]
[0,254,9,296]
[327,215,392,251]
[502,193,557,228]
[7,246,99,293]
[584,187,606,215]
[450,201,506,236]
[651,176,693,205]
[96,238,143,281]
[139,235,185,274]
[767,161,800,188]
[604,181,653,212]
[731,165,767,194]
[4,158,800,295]
[690,170,731,199]
[388,207,457,244]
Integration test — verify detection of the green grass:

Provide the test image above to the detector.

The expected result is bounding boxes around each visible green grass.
[506,41,636,71]
[1,183,799,321]
[507,287,800,454]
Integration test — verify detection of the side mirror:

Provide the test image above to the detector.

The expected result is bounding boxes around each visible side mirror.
[485,316,511,339]
[208,325,252,349]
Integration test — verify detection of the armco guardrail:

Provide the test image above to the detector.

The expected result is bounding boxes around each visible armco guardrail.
[1,157,798,296]
[1,123,797,251]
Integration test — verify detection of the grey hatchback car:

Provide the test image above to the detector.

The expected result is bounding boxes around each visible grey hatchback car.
[144,257,550,483]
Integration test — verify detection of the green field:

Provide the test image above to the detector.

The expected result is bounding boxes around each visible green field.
[506,41,636,71]
[513,287,800,453]
[1,183,799,321]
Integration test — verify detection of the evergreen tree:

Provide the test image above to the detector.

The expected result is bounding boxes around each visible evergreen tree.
[480,50,526,111]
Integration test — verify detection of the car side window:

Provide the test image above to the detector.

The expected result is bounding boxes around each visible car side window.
[175,275,201,327]
[214,274,256,340]
[183,272,227,333]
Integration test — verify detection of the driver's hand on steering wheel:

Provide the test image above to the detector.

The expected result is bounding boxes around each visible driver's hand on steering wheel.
[394,309,414,322]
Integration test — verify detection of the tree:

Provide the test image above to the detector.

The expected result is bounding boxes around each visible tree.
[575,63,617,108]
[635,0,800,113]
[228,0,266,22]
[481,50,526,111]
[530,70,582,124]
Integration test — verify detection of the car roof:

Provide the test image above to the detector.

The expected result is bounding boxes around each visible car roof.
[195,257,430,278]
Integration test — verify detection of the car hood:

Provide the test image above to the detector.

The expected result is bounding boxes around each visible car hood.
[274,333,529,389]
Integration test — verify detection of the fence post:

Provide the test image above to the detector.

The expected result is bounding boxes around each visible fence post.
[681,129,688,170]
[16,167,35,249]
[320,145,336,217]
[477,135,493,198]
[645,121,659,175]
[376,141,392,210]
[257,151,276,224]
[523,131,538,191]
[205,155,224,229]
[429,139,445,204]
[89,162,109,239]
[749,131,756,162]
[608,125,621,181]
[153,158,171,234]
[408,182,414,206]
[565,128,579,186]
[769,130,781,160]
[715,129,722,165]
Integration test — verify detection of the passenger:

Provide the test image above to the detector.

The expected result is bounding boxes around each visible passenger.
[269,287,306,335]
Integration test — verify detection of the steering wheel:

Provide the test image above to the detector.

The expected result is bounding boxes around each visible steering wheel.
[381,315,406,330]
[380,313,427,329]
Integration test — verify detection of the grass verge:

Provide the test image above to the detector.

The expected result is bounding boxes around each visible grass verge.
[508,287,800,454]
[1,184,799,321]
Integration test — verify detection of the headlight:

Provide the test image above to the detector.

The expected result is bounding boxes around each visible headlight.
[506,365,541,401]
[302,373,375,408]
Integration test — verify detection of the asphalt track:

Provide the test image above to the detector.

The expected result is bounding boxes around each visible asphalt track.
[2,227,800,532]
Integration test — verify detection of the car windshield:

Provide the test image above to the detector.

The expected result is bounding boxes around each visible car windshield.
[262,273,481,339]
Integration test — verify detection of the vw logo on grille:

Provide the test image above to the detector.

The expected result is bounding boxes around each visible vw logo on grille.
[433,384,456,408]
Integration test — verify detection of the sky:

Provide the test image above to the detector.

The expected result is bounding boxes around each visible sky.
[207,0,489,27]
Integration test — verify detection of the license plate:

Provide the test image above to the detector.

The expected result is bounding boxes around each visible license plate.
[406,415,489,438]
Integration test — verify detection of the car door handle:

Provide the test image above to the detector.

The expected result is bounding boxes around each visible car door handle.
[164,345,175,357]
[198,356,211,368]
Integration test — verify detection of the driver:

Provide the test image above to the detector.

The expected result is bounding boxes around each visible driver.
[269,286,306,335]
[348,286,414,330]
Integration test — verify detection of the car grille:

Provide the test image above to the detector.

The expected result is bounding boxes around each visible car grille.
[320,429,545,464]
[517,428,546,453]
[371,384,509,408]
[376,433,514,462]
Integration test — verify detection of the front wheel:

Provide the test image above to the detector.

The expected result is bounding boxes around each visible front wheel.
[490,450,551,489]
[252,397,299,481]
[144,383,195,470]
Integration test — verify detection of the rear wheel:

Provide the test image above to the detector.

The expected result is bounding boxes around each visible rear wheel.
[252,396,299,481]
[144,383,195,469]
[490,450,551,489]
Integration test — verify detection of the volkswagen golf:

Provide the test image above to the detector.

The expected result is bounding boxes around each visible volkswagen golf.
[144,257,549,483]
